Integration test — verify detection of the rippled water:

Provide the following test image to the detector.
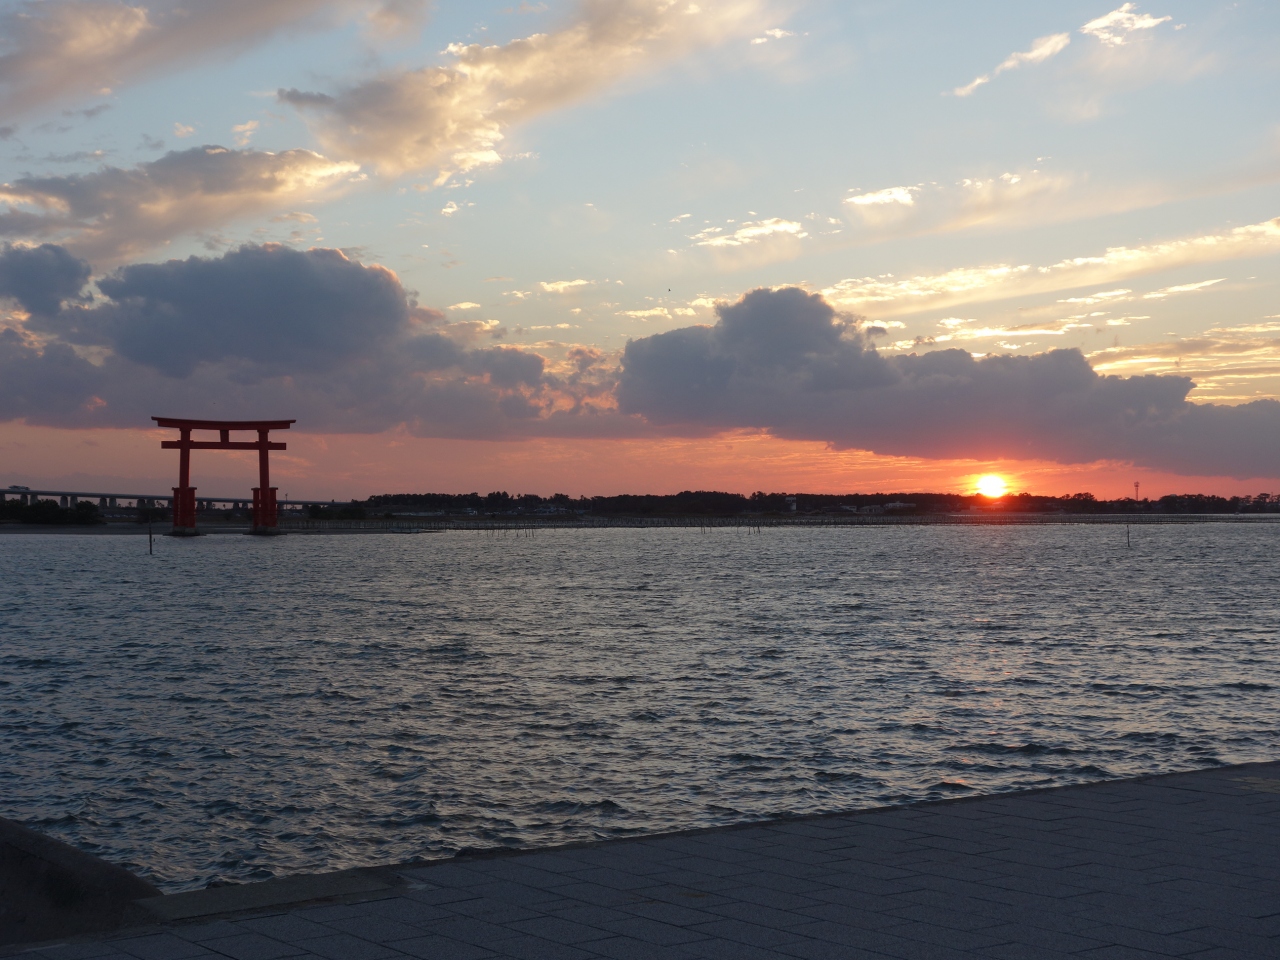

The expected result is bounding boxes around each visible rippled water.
[2,524,1278,891]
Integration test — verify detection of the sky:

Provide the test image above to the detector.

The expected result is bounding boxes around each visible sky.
[2,0,1279,500]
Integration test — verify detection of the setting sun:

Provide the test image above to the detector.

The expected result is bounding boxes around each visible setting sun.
[976,474,1008,498]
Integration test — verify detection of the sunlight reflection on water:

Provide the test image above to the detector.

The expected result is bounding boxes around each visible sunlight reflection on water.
[2,524,1278,890]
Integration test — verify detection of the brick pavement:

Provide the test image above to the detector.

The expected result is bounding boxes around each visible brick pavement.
[10,762,1280,960]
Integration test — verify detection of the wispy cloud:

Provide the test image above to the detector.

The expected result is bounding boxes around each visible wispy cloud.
[751,27,793,44]
[1058,288,1132,305]
[540,279,593,293]
[845,186,918,207]
[232,120,259,147]
[0,1,414,120]
[693,218,806,247]
[1080,3,1172,47]
[1090,332,1280,405]
[950,4,1174,99]
[953,32,1071,97]
[278,0,770,182]
[841,170,1079,237]
[1058,279,1223,305]
[1143,278,1224,299]
[823,217,1279,318]
[0,145,359,263]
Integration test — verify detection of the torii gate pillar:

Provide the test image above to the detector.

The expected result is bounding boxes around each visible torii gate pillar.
[153,418,295,535]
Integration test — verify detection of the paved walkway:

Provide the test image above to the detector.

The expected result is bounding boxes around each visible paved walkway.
[10,762,1280,960]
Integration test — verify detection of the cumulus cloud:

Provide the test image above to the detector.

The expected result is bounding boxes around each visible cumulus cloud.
[278,0,769,181]
[617,287,1280,478]
[953,32,1071,97]
[34,244,411,377]
[0,241,91,315]
[0,241,628,438]
[0,145,359,263]
[0,1,423,119]
[823,216,1280,318]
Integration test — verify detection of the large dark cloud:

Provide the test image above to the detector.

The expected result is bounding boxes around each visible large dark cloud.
[0,242,624,439]
[618,287,1280,479]
[7,257,1279,478]
[40,244,409,376]
[0,241,91,315]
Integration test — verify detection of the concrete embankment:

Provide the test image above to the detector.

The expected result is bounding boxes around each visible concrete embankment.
[6,761,1280,958]
[0,816,160,946]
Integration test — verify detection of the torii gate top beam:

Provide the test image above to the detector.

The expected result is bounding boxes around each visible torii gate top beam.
[152,418,296,431]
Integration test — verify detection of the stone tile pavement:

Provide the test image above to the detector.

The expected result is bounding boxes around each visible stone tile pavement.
[10,762,1280,960]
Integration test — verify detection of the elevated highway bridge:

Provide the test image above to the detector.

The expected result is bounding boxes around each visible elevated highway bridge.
[3,486,347,511]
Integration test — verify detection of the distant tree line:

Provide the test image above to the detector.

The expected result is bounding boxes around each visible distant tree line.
[308,503,368,520]
[359,490,1280,517]
[6,491,1276,525]
[1,498,103,525]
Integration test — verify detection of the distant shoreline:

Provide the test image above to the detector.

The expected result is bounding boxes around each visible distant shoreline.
[4,513,1280,535]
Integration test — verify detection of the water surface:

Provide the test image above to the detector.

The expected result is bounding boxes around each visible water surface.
[2,525,1277,890]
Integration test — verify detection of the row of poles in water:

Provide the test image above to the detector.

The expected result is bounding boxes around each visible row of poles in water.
[476,522,768,538]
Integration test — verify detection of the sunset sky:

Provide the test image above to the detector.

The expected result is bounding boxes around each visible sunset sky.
[2,0,1279,499]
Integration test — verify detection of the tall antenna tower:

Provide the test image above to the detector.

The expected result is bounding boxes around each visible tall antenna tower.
[1134,481,1140,502]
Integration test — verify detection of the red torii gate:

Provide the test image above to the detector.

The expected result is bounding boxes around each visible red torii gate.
[153,417,295,535]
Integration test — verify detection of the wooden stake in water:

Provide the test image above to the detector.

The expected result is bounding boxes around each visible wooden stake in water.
[148,516,153,555]
[1126,523,1131,548]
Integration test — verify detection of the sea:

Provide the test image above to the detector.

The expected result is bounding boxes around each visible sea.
[2,523,1278,891]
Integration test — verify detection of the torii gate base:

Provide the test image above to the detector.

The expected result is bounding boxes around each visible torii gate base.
[153,417,296,536]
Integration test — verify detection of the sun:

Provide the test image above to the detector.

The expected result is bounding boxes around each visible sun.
[976,474,1008,498]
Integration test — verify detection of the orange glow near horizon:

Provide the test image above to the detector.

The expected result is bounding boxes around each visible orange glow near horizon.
[975,474,1008,498]
[2,422,1277,501]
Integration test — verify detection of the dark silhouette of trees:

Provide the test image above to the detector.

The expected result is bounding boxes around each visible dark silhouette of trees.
[1,498,103,525]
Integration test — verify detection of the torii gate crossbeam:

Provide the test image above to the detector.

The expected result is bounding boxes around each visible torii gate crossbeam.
[153,417,295,535]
